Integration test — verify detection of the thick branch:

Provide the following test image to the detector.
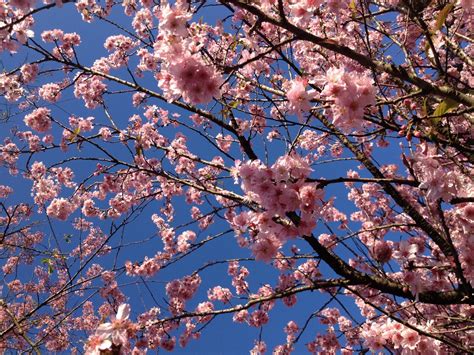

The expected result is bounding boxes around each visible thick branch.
[300,233,471,305]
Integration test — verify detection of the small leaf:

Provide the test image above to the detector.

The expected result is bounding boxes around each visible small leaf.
[434,2,454,32]
[349,0,357,14]
[422,97,428,117]
[41,258,54,274]
[424,41,436,66]
[220,108,229,120]
[431,98,458,125]
[69,127,81,142]
[229,101,240,109]
[432,98,458,116]
[136,145,143,157]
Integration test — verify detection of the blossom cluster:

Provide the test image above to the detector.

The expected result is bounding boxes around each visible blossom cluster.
[85,304,134,354]
[0,73,23,101]
[361,318,441,353]
[166,53,223,104]
[153,2,223,104]
[233,154,324,261]
[23,107,52,133]
[286,77,316,118]
[321,67,376,131]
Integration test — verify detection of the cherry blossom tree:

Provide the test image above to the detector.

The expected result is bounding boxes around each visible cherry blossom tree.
[0,0,473,353]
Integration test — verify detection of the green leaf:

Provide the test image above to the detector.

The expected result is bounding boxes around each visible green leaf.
[41,258,54,274]
[432,98,458,116]
[434,2,454,33]
[220,108,229,120]
[229,101,240,109]
[422,97,428,117]
[349,0,357,14]
[431,98,458,125]
[69,126,81,142]
[136,146,143,157]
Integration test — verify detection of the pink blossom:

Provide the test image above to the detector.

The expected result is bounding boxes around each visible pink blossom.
[249,309,269,327]
[160,337,176,351]
[166,274,201,301]
[1,142,20,167]
[165,54,223,104]
[233,309,249,323]
[39,83,62,102]
[208,286,232,303]
[10,0,35,10]
[84,333,112,355]
[251,234,281,262]
[20,63,39,83]
[216,133,233,152]
[177,230,196,253]
[96,303,131,347]
[41,29,64,42]
[393,240,418,261]
[194,301,214,323]
[99,127,112,141]
[24,108,52,132]
[250,341,267,355]
[321,67,375,132]
[372,240,393,263]
[286,77,315,117]
[74,74,107,109]
[46,198,76,221]
[158,4,191,36]
[0,73,23,101]
[400,328,420,350]
[0,185,13,198]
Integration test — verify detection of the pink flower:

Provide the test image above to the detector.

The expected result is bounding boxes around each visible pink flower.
[393,240,418,261]
[216,133,233,152]
[160,337,176,351]
[96,303,131,347]
[286,77,315,117]
[46,198,76,221]
[233,309,249,323]
[294,260,321,285]
[20,63,39,83]
[166,54,223,104]
[39,83,62,102]
[9,0,35,10]
[400,328,420,350]
[41,29,64,43]
[195,301,214,323]
[208,286,233,303]
[372,240,393,263]
[321,67,375,132]
[158,4,191,37]
[0,73,23,101]
[0,185,13,198]
[249,309,269,327]
[24,108,52,132]
[84,333,112,355]
[251,234,281,262]
[250,341,267,355]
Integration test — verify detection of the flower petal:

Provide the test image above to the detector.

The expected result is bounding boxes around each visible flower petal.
[116,303,130,320]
